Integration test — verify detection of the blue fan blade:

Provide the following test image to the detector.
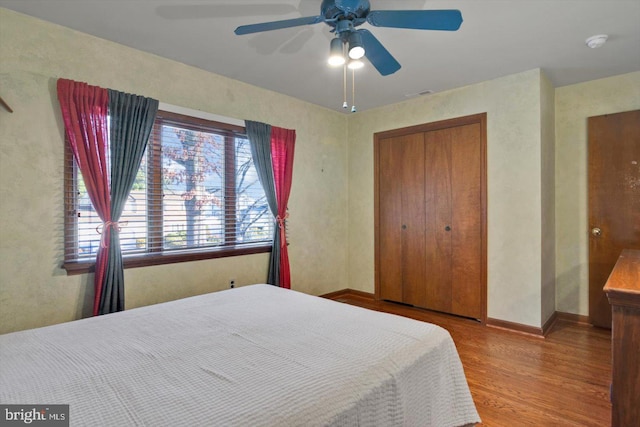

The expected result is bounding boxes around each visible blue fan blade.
[367,10,463,31]
[335,0,369,14]
[235,15,323,35]
[358,29,401,76]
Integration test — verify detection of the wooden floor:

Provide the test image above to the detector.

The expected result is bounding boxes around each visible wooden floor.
[327,292,612,427]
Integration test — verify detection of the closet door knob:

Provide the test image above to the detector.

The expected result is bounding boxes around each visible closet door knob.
[445,225,451,231]
[402,225,407,229]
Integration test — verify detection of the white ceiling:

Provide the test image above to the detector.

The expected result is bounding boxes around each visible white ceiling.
[1,0,639,113]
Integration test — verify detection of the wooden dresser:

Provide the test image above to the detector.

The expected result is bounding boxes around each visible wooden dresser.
[603,249,640,427]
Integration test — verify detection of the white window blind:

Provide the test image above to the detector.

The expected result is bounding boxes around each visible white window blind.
[64,108,273,270]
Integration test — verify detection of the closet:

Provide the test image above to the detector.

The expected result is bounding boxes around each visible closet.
[374,114,486,320]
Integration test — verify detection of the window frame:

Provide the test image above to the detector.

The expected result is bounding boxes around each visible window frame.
[63,109,272,276]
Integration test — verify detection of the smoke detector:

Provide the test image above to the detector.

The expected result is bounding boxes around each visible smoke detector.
[586,34,608,48]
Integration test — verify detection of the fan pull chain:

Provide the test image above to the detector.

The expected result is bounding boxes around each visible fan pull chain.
[342,41,348,109]
[342,62,348,109]
[351,67,356,113]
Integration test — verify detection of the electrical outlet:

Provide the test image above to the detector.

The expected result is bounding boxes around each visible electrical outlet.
[229,279,235,288]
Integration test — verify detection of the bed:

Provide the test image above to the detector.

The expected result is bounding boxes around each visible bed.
[0,284,480,426]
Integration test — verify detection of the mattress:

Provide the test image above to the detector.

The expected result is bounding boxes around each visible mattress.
[0,284,480,426]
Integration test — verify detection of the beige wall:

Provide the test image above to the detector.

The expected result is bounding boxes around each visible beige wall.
[555,72,640,316]
[0,9,348,333]
[540,71,556,325]
[348,69,548,327]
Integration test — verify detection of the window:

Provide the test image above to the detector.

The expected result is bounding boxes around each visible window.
[64,110,273,274]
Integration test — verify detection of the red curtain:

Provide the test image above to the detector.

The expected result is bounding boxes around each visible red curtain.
[271,127,296,289]
[57,79,112,315]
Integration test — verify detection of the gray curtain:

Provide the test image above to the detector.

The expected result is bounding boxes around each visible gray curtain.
[99,90,158,314]
[245,120,279,286]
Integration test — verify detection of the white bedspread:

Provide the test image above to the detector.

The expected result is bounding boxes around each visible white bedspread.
[0,284,480,426]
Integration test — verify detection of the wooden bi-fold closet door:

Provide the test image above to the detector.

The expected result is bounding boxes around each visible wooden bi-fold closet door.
[377,132,427,307]
[375,114,486,321]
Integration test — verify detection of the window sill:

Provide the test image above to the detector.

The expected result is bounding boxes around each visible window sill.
[62,244,272,276]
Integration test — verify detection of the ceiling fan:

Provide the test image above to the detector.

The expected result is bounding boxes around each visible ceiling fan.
[234,0,463,76]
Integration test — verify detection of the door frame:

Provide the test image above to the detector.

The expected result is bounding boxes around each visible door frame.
[373,113,488,323]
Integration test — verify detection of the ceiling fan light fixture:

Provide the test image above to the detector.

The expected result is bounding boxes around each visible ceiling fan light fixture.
[328,37,346,66]
[348,32,365,59]
[234,1,465,111]
[349,45,365,60]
